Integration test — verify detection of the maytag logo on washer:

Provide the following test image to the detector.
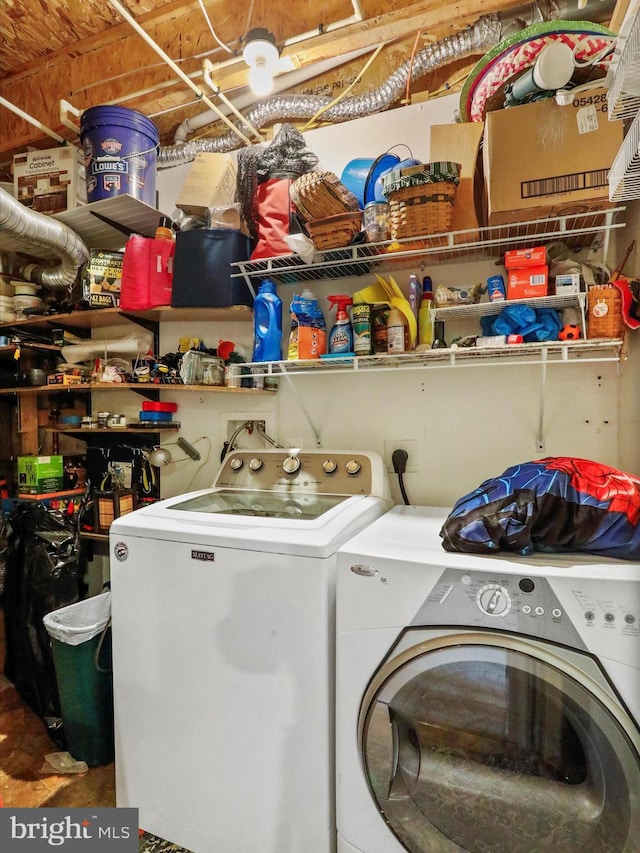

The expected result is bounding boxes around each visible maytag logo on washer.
[113,542,129,562]
[0,808,138,850]
[192,549,215,561]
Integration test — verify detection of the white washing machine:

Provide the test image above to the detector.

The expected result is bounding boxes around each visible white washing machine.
[336,505,640,853]
[109,449,391,853]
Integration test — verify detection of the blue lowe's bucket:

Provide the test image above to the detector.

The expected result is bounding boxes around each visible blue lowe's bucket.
[80,105,159,205]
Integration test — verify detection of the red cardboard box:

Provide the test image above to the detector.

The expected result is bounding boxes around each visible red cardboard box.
[507,265,548,300]
[141,400,178,412]
[504,246,546,269]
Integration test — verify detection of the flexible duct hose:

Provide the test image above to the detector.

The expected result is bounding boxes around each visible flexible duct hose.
[158,0,617,167]
[158,17,502,166]
[0,187,90,290]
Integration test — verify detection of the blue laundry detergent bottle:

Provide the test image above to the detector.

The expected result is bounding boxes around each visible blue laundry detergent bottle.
[253,279,283,362]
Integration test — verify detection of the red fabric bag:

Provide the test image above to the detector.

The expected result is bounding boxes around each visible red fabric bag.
[120,236,175,310]
[250,178,296,260]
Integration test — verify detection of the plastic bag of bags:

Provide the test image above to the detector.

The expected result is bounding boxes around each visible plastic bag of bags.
[2,502,81,746]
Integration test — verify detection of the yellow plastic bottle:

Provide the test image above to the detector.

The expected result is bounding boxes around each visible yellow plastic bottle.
[418,292,434,348]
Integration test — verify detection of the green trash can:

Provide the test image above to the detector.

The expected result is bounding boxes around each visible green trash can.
[43,590,114,767]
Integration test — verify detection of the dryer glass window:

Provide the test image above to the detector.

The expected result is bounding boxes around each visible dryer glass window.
[361,642,640,853]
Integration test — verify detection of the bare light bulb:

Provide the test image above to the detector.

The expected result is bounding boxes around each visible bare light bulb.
[248,61,275,96]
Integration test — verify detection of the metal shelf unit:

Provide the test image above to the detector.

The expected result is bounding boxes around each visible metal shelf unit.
[244,338,624,378]
[231,209,626,288]
[607,5,640,202]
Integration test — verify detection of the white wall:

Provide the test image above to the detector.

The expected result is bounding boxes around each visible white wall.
[153,97,639,507]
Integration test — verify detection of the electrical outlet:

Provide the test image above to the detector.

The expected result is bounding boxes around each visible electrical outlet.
[384,440,418,473]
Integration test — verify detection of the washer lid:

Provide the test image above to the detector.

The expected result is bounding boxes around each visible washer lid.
[169,487,348,520]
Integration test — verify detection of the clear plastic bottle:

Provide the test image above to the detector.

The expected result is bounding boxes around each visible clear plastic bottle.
[253,280,283,362]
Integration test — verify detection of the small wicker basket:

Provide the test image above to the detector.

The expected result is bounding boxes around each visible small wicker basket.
[290,171,360,221]
[587,284,625,339]
[383,161,460,241]
[305,211,363,251]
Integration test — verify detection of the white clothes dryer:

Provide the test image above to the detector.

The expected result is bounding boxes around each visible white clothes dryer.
[336,505,640,853]
[110,449,391,853]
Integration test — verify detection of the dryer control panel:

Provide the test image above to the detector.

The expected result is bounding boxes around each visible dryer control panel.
[411,568,640,657]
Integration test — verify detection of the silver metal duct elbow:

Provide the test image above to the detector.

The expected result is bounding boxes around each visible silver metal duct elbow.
[0,188,90,290]
[158,16,502,165]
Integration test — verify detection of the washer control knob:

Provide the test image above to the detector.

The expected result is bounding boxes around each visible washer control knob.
[345,459,361,475]
[229,456,243,471]
[249,457,263,472]
[322,459,338,474]
[477,584,511,617]
[282,455,301,475]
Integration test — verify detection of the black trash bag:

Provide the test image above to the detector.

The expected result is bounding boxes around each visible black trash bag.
[2,501,81,746]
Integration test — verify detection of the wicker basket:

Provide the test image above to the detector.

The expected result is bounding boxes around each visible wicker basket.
[305,211,363,251]
[290,171,360,222]
[587,284,625,339]
[383,161,460,241]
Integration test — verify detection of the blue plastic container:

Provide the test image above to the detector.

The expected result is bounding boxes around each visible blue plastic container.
[80,105,159,205]
[340,153,400,208]
[253,280,282,362]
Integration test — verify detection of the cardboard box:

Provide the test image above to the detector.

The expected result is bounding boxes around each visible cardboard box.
[175,153,238,217]
[46,373,85,386]
[17,455,64,495]
[507,265,548,300]
[504,246,546,269]
[554,273,581,294]
[13,146,86,214]
[483,89,623,226]
[430,121,484,241]
[81,249,124,308]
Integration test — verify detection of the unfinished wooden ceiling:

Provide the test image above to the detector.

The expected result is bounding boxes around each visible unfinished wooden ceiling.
[0,0,623,174]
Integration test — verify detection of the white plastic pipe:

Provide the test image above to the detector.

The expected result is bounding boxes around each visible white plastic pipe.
[107,0,253,146]
[1,97,66,144]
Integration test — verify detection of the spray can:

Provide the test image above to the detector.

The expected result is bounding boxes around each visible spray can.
[328,295,354,354]
[352,302,372,356]
[387,306,406,353]
[252,279,283,362]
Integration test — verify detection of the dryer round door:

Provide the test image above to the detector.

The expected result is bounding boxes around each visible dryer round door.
[359,629,640,853]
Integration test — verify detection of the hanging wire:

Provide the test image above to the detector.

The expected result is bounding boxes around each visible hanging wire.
[300,43,385,130]
[404,30,423,104]
[198,0,234,53]
[183,437,213,492]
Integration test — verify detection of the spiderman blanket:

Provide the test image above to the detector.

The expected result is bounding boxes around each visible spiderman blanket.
[440,457,640,561]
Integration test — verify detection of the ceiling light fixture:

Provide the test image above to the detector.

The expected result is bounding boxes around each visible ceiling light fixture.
[243,28,280,97]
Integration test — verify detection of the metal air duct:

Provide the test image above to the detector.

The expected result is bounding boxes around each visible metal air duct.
[0,187,90,290]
